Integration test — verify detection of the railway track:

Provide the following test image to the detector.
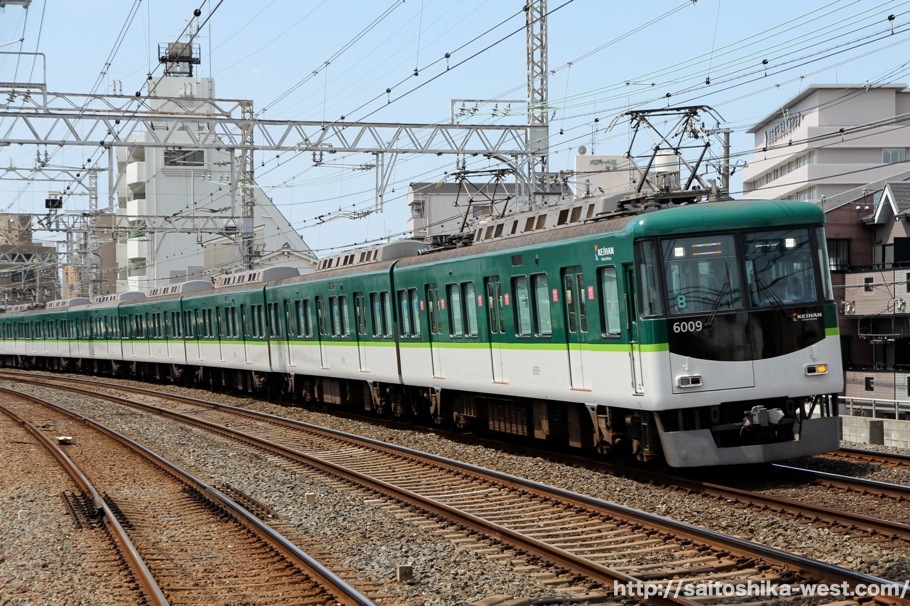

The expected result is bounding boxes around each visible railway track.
[3,371,905,605]
[0,386,373,606]
[822,447,910,470]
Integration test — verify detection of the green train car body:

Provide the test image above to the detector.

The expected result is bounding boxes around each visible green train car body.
[0,200,842,467]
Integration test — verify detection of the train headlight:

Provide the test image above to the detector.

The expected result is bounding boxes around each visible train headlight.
[805,364,828,376]
[676,375,702,388]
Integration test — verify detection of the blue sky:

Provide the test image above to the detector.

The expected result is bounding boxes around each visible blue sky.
[0,0,907,256]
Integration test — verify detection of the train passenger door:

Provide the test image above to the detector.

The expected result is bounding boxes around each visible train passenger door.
[485,276,506,383]
[625,264,644,395]
[354,292,368,372]
[316,296,329,369]
[426,284,444,378]
[562,266,591,391]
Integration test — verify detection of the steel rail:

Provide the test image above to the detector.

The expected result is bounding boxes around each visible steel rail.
[7,373,904,603]
[6,377,690,604]
[0,401,169,606]
[835,446,910,468]
[0,385,374,606]
[771,463,910,497]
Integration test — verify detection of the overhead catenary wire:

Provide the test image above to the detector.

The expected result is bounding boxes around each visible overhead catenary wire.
[5,1,910,278]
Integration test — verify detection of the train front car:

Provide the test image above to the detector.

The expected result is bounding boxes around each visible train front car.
[634,200,842,467]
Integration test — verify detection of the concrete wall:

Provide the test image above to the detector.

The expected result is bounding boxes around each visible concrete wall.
[840,415,910,448]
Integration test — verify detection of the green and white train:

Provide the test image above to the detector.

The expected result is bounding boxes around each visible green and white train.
[0,199,843,467]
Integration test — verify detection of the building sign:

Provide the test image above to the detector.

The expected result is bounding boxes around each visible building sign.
[763,112,803,147]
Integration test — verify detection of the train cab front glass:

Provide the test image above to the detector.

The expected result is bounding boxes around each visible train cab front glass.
[640,226,834,320]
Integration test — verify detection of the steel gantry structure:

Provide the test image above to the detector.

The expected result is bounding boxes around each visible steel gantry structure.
[0,87,547,276]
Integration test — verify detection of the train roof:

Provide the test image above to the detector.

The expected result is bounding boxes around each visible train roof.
[147,281,211,298]
[395,199,823,268]
[628,199,824,238]
[213,266,299,289]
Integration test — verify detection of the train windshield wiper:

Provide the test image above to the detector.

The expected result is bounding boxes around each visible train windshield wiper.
[704,279,730,327]
[755,276,788,315]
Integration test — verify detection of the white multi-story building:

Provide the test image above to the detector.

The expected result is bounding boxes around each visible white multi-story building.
[743,84,910,202]
[115,56,315,292]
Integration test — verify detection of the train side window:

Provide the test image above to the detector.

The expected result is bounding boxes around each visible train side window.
[599,267,622,337]
[532,274,552,337]
[226,306,238,338]
[426,284,441,336]
[577,274,588,333]
[370,293,383,337]
[316,298,328,336]
[172,311,183,338]
[257,304,267,338]
[246,305,255,338]
[268,302,282,338]
[340,295,350,337]
[485,277,505,334]
[248,305,258,338]
[184,310,194,338]
[398,290,412,337]
[329,295,349,337]
[354,294,367,336]
[463,282,478,337]
[447,283,463,338]
[294,299,311,337]
[381,291,393,338]
[512,276,532,337]
[564,274,577,333]
[409,289,421,335]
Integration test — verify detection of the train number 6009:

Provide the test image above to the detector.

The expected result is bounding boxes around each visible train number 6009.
[672,320,703,333]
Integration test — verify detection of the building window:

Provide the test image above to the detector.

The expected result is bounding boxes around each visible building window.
[164,148,205,166]
[865,376,874,391]
[883,148,908,165]
[410,196,425,219]
[864,277,874,292]
[826,238,850,272]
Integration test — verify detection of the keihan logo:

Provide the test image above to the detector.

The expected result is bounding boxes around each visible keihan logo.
[794,312,822,320]
[594,245,615,259]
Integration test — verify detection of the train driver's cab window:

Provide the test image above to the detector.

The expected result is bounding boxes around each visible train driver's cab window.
[635,240,664,317]
[743,229,818,307]
[662,235,742,315]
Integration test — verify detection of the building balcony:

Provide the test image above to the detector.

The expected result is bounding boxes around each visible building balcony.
[126,238,149,260]
[126,161,147,196]
[126,197,147,217]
